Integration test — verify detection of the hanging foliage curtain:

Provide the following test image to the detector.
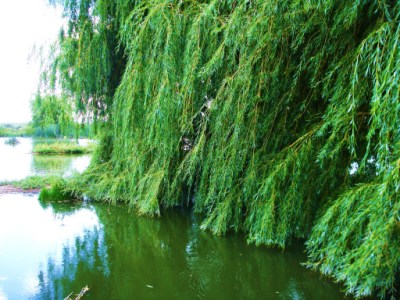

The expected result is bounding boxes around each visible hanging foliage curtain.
[46,0,400,297]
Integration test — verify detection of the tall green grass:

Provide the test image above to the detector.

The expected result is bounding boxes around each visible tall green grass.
[0,176,75,202]
[33,142,95,155]
[0,175,58,190]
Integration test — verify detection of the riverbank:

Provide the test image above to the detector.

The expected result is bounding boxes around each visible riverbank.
[0,175,60,195]
[0,185,40,194]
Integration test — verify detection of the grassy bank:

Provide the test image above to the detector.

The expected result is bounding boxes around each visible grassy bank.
[0,175,58,190]
[0,175,74,201]
[33,142,95,155]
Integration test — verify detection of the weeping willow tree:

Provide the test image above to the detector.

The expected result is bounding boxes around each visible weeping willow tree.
[45,0,399,297]
[42,0,128,125]
[31,93,75,137]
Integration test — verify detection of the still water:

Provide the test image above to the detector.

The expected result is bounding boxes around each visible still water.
[0,138,90,181]
[0,138,349,299]
[0,195,348,300]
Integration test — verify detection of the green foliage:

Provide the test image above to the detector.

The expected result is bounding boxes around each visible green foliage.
[44,0,127,124]
[30,93,94,138]
[39,177,74,201]
[0,175,59,190]
[306,167,400,298]
[31,93,76,137]
[33,141,95,154]
[0,124,33,137]
[45,0,400,297]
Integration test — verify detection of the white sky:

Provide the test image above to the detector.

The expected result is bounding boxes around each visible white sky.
[0,0,63,124]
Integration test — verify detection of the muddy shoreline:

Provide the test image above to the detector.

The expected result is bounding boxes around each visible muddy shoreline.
[0,185,40,195]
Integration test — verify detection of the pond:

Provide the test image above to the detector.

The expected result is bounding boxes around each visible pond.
[0,194,349,300]
[0,138,351,299]
[0,137,91,182]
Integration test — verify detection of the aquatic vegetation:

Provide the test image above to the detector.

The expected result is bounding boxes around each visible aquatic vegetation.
[39,177,74,201]
[4,137,20,146]
[33,142,94,154]
[45,0,400,297]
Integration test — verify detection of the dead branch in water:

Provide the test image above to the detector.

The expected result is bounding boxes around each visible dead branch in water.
[64,285,90,300]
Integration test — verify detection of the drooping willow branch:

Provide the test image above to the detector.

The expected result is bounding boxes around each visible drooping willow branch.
[44,0,400,298]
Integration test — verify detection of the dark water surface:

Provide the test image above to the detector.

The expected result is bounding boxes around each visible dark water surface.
[0,193,349,300]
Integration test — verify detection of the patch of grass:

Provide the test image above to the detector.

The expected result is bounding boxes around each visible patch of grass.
[39,177,74,201]
[0,175,59,190]
[0,175,76,201]
[33,142,95,155]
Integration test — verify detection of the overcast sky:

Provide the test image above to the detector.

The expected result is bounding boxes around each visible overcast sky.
[0,0,63,124]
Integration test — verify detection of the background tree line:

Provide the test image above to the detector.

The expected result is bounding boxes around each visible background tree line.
[30,93,92,138]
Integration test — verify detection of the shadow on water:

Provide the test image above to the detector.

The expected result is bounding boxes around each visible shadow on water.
[30,202,350,300]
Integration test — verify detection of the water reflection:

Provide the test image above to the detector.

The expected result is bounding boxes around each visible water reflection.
[0,194,99,299]
[0,139,353,299]
[34,227,109,300]
[0,137,90,181]
[32,154,90,177]
[4,200,348,300]
[0,138,32,181]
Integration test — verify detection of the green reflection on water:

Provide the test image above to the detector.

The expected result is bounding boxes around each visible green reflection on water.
[29,201,348,300]
[32,154,74,175]
[0,137,90,181]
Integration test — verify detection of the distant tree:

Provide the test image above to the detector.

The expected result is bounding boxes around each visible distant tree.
[31,93,74,137]
[42,0,127,126]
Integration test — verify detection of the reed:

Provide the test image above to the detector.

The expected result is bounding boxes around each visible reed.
[33,142,94,155]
